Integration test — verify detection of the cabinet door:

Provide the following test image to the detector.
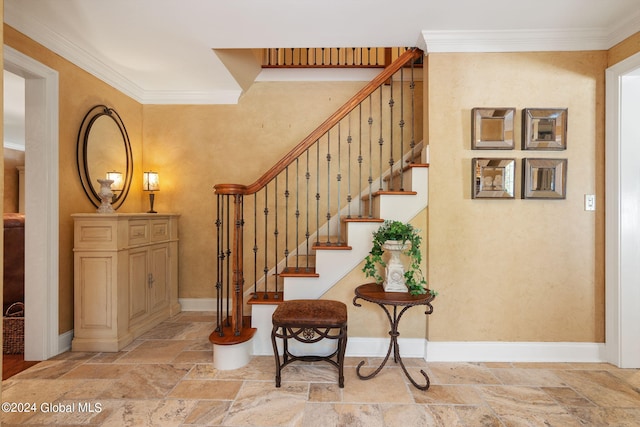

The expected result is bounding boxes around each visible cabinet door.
[149,243,170,312]
[128,247,149,323]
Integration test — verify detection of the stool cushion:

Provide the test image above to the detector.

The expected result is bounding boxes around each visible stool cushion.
[273,300,347,327]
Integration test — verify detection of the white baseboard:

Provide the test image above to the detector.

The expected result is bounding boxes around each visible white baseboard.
[425,341,607,363]
[344,337,426,358]
[179,298,218,311]
[58,329,73,354]
[176,299,608,363]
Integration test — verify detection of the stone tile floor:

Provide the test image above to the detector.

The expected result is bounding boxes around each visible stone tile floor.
[2,311,639,426]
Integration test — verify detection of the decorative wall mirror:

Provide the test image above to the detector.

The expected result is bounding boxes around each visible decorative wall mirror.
[522,158,567,199]
[76,105,133,210]
[471,108,515,149]
[472,158,516,199]
[522,108,567,150]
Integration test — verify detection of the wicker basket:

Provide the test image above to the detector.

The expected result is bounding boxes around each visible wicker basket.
[3,302,25,354]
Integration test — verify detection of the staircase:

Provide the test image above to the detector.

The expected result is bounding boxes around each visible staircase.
[250,163,429,356]
[210,48,426,369]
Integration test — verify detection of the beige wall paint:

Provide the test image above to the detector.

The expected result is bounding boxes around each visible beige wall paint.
[608,31,640,67]
[142,81,371,298]
[426,51,606,342]
[4,25,144,333]
[3,19,639,345]
[3,148,23,212]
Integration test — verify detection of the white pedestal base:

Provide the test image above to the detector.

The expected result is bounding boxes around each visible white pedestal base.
[213,338,253,370]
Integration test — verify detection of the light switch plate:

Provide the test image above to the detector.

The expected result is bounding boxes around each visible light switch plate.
[585,194,596,211]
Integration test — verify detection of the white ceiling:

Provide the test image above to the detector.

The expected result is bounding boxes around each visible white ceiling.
[4,0,640,106]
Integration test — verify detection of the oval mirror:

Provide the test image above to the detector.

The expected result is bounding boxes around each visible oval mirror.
[76,105,133,210]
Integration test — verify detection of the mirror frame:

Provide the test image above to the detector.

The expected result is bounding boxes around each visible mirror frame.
[472,158,516,199]
[522,108,568,150]
[522,158,567,199]
[76,105,133,210]
[471,107,515,150]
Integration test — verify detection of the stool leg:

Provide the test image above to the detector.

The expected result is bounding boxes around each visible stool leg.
[337,325,347,388]
[271,324,282,387]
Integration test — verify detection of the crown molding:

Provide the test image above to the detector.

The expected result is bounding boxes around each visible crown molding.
[140,89,242,105]
[607,9,640,48]
[4,2,240,105]
[423,13,640,54]
[423,28,611,53]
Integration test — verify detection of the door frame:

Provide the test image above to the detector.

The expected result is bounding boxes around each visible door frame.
[4,45,60,360]
[605,51,640,368]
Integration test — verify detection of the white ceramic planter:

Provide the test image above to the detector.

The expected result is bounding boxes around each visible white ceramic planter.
[382,240,410,292]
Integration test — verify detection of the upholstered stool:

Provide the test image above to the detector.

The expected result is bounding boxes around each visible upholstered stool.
[271,299,348,387]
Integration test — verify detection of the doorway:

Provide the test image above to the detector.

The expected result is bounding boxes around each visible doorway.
[4,45,60,361]
[605,51,640,369]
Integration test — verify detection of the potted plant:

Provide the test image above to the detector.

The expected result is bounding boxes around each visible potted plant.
[362,220,435,296]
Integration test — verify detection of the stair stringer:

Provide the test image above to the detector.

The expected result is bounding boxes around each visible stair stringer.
[251,166,428,356]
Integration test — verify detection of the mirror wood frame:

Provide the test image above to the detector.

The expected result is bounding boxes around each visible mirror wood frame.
[76,105,133,209]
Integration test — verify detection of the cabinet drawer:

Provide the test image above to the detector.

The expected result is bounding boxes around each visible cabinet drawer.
[128,220,150,245]
[74,221,117,250]
[150,220,170,242]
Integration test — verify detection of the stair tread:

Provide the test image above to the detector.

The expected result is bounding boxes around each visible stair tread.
[209,316,256,345]
[361,190,418,201]
[313,241,352,250]
[342,216,384,223]
[248,292,284,305]
[280,266,319,277]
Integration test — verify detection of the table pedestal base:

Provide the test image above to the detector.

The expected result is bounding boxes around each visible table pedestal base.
[354,304,431,390]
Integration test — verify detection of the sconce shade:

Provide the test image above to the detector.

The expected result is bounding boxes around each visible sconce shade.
[106,171,124,191]
[143,171,160,192]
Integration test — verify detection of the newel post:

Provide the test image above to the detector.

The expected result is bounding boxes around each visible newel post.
[231,192,244,335]
[214,184,247,336]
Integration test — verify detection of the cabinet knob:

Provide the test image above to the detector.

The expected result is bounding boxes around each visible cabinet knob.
[148,273,154,288]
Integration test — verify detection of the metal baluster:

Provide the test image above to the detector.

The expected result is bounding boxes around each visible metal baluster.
[368,95,374,218]
[234,194,244,336]
[284,166,290,276]
[410,58,417,162]
[347,114,353,218]
[389,78,395,190]
[274,177,279,297]
[326,132,331,244]
[378,87,384,191]
[358,103,363,217]
[305,149,311,271]
[399,67,405,190]
[225,195,231,327]
[316,140,321,248]
[263,185,269,299]
[295,158,300,271]
[252,193,258,299]
[336,122,342,244]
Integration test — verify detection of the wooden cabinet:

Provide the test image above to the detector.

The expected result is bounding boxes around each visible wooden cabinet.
[71,213,180,352]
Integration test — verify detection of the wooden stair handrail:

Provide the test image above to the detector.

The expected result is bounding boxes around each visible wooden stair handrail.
[215,47,423,196]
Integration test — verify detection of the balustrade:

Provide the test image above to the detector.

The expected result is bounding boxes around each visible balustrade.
[212,48,423,340]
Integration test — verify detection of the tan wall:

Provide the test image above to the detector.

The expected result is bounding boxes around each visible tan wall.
[608,31,640,67]
[4,20,638,345]
[4,25,144,333]
[426,51,606,342]
[142,81,372,298]
[3,148,23,212]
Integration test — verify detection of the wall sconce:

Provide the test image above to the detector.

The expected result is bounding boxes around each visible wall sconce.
[106,171,124,202]
[143,171,160,213]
